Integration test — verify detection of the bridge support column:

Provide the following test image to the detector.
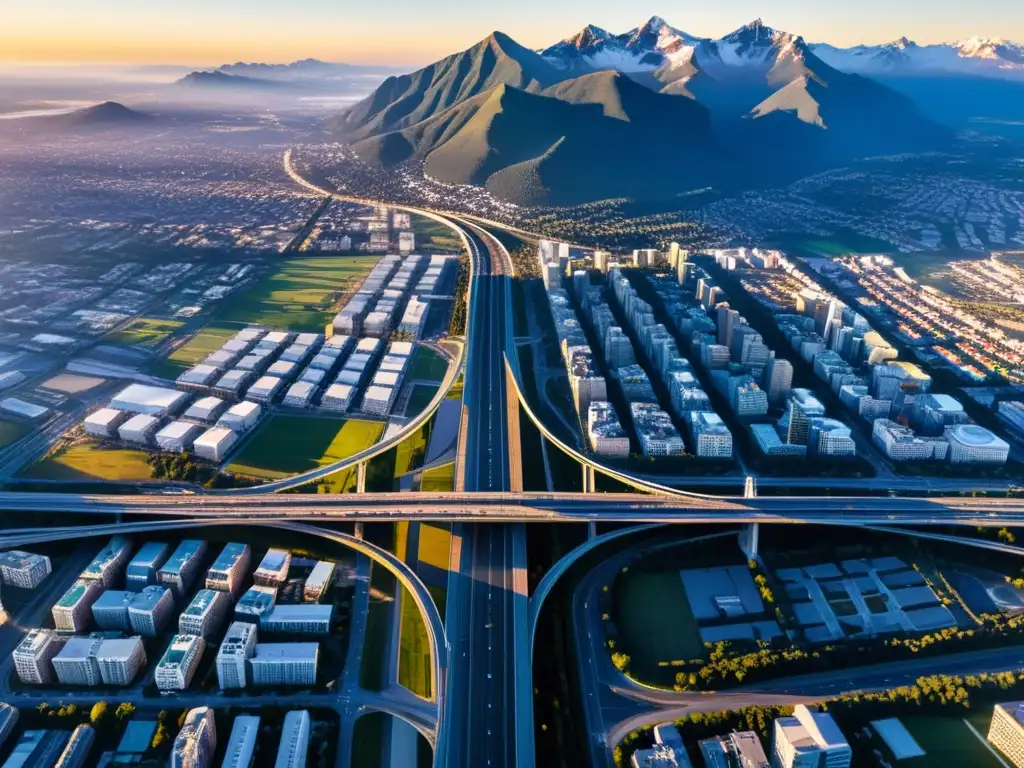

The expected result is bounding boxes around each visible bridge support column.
[353,522,364,539]
[588,521,597,540]
[356,462,367,494]
[740,523,760,559]
[582,465,596,494]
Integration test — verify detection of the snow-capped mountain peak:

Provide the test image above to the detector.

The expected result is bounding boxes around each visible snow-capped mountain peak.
[889,36,916,50]
[562,24,613,52]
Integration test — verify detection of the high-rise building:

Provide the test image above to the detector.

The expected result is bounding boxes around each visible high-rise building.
[911,394,968,436]
[593,250,611,274]
[52,579,103,632]
[730,376,769,418]
[250,643,319,687]
[808,418,857,457]
[125,542,170,590]
[687,412,733,459]
[180,589,230,639]
[587,401,631,458]
[52,637,103,686]
[717,306,739,348]
[172,707,216,768]
[771,705,851,768]
[13,629,67,684]
[156,635,205,691]
[92,590,135,631]
[81,536,132,588]
[128,585,175,637]
[159,540,208,599]
[53,724,95,768]
[0,550,51,588]
[206,543,251,595]
[222,716,260,768]
[542,262,562,290]
[872,362,931,413]
[95,638,146,685]
[988,701,1024,768]
[783,389,826,446]
[254,549,292,588]
[218,622,258,690]
[604,327,636,369]
[275,710,311,768]
[873,420,949,462]
[766,358,794,406]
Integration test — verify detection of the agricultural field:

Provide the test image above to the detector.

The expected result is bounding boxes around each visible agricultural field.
[148,324,236,380]
[105,317,184,349]
[218,255,380,331]
[412,214,462,252]
[226,415,384,480]
[23,441,154,481]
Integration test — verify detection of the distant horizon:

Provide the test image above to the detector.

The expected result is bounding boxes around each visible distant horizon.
[1,2,1021,68]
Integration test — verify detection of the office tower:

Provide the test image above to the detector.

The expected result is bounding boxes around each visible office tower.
[159,540,208,599]
[604,327,636,369]
[52,579,103,632]
[593,251,611,274]
[52,637,103,686]
[784,389,826,445]
[206,543,251,595]
[250,643,319,687]
[771,705,851,768]
[275,711,312,768]
[128,585,174,637]
[766,358,794,406]
[13,629,67,684]
[81,536,132,588]
[218,622,258,690]
[172,707,217,768]
[717,305,738,348]
[95,638,146,685]
[542,262,561,290]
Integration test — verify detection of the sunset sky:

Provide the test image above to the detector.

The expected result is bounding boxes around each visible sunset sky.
[2,0,1021,66]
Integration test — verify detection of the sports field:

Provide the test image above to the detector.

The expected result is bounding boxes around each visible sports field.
[218,256,380,331]
[106,317,184,349]
[613,569,705,684]
[148,325,236,379]
[23,442,154,482]
[226,415,384,480]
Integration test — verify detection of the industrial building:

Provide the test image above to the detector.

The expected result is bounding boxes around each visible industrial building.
[184,396,226,423]
[259,604,333,634]
[13,629,67,684]
[398,297,429,339]
[179,588,231,638]
[193,426,237,462]
[53,579,103,632]
[303,561,335,603]
[52,637,103,686]
[267,359,298,379]
[213,369,254,399]
[128,585,175,637]
[206,542,251,595]
[172,707,217,768]
[246,375,286,403]
[156,635,205,691]
[82,536,132,587]
[126,542,170,590]
[254,549,291,587]
[222,716,260,768]
[275,710,311,768]
[283,381,316,408]
[250,643,319,686]
[217,400,262,432]
[155,420,202,453]
[361,385,396,417]
[158,539,208,598]
[299,367,327,386]
[118,413,161,445]
[321,383,355,412]
[176,364,219,390]
[92,590,135,631]
[109,383,188,416]
[0,550,51,588]
[83,408,127,438]
[218,621,257,689]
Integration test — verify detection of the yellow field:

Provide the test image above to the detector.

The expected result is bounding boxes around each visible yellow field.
[24,441,154,481]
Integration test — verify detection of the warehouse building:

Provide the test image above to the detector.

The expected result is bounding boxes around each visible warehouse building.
[4,730,68,767]
[361,385,395,417]
[179,589,230,639]
[371,370,401,390]
[355,337,383,357]
[217,400,261,432]
[223,716,260,768]
[278,345,311,365]
[13,629,67,684]
[82,536,132,587]
[202,349,238,369]
[176,364,219,391]
[267,360,298,379]
[254,549,291,587]
[158,540,208,599]
[217,621,257,689]
[250,643,318,686]
[52,637,103,686]
[118,413,161,445]
[193,426,237,462]
[246,375,285,403]
[322,334,352,356]
[298,367,326,386]
[283,382,316,408]
[236,585,277,623]
[109,383,189,416]
[155,420,202,453]
[398,297,429,339]
[0,550,51,588]
[303,561,335,603]
[0,397,50,421]
[213,369,254,399]
[321,383,355,412]
[206,542,251,595]
[308,352,339,371]
[156,635,205,691]
[377,354,409,376]
[184,396,226,423]
[260,605,333,635]
[91,590,134,631]
[83,408,127,438]
[275,710,311,768]
[236,351,272,375]
[126,542,170,589]
[128,586,175,637]
[259,330,291,349]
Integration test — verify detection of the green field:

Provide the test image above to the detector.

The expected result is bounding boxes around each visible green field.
[613,570,704,683]
[420,463,455,492]
[218,256,380,331]
[892,716,1006,767]
[405,384,440,418]
[0,421,28,449]
[148,325,235,379]
[106,317,184,349]
[412,214,462,252]
[406,346,448,383]
[227,415,384,481]
[23,441,154,481]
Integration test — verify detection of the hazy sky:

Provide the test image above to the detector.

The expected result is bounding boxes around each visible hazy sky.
[2,0,1021,66]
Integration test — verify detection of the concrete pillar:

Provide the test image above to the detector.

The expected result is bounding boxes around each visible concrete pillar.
[744,475,757,499]
[353,522,365,539]
[356,461,367,494]
[588,521,597,540]
[582,465,596,494]
[740,523,760,559]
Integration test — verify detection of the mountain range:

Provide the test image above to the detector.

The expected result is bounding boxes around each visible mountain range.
[332,19,957,205]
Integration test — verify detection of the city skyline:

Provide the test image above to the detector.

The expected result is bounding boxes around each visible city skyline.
[2,0,1022,66]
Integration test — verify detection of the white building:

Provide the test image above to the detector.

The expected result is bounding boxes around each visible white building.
[222,715,260,768]
[246,375,285,403]
[0,396,49,421]
[398,296,429,339]
[118,413,161,445]
[83,408,127,438]
[944,424,1011,466]
[873,419,949,462]
[128,585,175,637]
[236,585,278,622]
[687,412,733,459]
[52,579,103,632]
[321,383,355,412]
[155,420,203,453]
[260,605,333,635]
[361,385,395,417]
[586,401,631,458]
[275,710,311,768]
[254,549,291,587]
[82,536,132,587]
[631,403,686,457]
[217,401,262,432]
[0,550,51,588]
[13,629,67,684]
[250,643,319,686]
[172,707,216,768]
[176,364,219,389]
[184,396,226,423]
[159,540,208,599]
[771,705,851,768]
[304,561,335,603]
[156,635,205,691]
[218,621,258,690]
[206,542,251,595]
[52,637,103,686]
[283,382,316,408]
[179,589,231,639]
[193,426,237,462]
[95,637,146,685]
[109,383,188,416]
